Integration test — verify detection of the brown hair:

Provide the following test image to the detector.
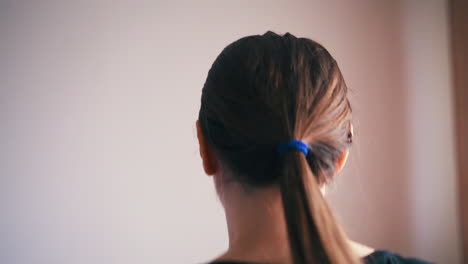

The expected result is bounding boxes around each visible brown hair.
[198,31,359,264]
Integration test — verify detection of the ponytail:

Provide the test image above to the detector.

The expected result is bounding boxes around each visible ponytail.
[279,151,361,264]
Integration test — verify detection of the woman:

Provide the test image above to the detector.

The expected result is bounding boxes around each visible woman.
[196,32,431,264]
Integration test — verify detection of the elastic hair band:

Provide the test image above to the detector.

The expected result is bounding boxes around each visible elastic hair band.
[276,139,309,156]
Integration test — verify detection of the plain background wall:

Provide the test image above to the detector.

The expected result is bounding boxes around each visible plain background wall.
[0,0,461,263]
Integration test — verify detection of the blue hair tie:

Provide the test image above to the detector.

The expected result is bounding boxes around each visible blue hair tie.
[276,139,310,156]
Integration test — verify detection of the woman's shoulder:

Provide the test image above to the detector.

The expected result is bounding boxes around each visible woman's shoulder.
[364,250,434,264]
[208,250,433,264]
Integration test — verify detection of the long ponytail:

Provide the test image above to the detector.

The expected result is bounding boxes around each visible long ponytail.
[279,150,360,263]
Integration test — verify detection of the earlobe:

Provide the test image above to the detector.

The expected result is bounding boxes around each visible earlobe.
[335,150,349,174]
[196,120,218,176]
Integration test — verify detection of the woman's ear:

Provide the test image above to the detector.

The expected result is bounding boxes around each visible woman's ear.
[335,124,352,175]
[196,120,218,176]
[335,150,349,175]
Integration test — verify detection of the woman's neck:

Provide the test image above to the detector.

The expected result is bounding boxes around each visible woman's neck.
[213,182,375,263]
[216,184,292,264]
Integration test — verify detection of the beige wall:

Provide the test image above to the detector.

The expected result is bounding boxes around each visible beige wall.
[451,0,468,261]
[1,0,460,263]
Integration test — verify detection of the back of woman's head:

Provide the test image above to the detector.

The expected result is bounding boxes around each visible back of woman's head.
[198,31,359,264]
